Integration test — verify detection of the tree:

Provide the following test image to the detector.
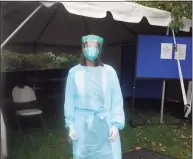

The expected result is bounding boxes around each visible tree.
[136,1,192,31]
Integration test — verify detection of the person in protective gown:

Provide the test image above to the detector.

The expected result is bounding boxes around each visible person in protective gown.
[64,35,125,159]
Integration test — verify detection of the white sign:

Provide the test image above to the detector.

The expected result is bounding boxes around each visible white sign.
[175,44,186,60]
[160,43,173,59]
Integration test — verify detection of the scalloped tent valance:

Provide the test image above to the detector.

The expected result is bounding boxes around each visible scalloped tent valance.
[41,1,191,31]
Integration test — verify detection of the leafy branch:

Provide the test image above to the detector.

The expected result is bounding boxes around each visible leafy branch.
[136,1,192,31]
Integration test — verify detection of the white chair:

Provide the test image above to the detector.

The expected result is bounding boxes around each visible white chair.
[12,85,46,133]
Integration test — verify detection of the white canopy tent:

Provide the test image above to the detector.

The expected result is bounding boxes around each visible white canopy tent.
[1,1,191,50]
[0,1,192,158]
[1,1,191,74]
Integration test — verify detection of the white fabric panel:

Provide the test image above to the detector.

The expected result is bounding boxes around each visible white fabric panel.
[61,2,107,18]
[1,110,7,158]
[180,17,192,32]
[86,2,171,26]
[41,1,172,27]
[41,1,191,30]
[40,1,55,8]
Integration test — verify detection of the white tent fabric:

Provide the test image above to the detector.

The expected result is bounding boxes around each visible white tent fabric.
[180,17,192,32]
[41,1,191,30]
[41,1,172,26]
[1,1,191,51]
[0,1,192,75]
[1,109,7,159]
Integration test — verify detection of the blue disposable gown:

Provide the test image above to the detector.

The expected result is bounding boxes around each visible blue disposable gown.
[64,64,125,159]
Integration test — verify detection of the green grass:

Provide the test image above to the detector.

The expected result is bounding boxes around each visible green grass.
[8,115,192,159]
[9,130,71,159]
[7,99,192,159]
[121,124,192,159]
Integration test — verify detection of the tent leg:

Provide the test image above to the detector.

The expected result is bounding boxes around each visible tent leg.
[171,29,190,128]
[160,27,169,124]
[128,74,136,128]
[0,4,43,49]
[171,29,187,106]
[160,80,166,123]
[1,109,7,158]
[129,85,136,128]
[186,81,192,108]
[179,81,192,128]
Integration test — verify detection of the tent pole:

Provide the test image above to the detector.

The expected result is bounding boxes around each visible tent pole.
[172,29,192,127]
[171,29,187,106]
[129,38,138,128]
[171,29,192,126]
[160,80,166,123]
[160,27,169,123]
[186,81,192,108]
[1,109,7,158]
[1,4,43,49]
[183,81,192,119]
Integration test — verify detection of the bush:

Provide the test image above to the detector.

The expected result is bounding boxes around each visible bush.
[1,50,80,72]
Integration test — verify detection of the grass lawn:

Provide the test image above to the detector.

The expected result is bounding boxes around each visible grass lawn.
[8,115,192,159]
[4,97,191,159]
[122,123,192,159]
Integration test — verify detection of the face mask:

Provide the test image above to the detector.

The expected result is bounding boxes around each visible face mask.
[84,47,99,61]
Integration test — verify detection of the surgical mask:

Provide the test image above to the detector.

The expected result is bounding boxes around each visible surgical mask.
[84,46,99,61]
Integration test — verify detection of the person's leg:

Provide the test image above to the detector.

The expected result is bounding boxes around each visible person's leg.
[111,133,122,159]
[94,117,113,159]
[73,111,97,159]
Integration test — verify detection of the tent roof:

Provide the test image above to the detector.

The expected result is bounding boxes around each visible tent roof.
[0,1,192,53]
[42,1,172,26]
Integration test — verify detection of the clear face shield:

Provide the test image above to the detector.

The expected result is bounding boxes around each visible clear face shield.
[81,35,104,61]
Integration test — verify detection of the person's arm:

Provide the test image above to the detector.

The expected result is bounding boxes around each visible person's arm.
[64,70,76,129]
[110,69,125,130]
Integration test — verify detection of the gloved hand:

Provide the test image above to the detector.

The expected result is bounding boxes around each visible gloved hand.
[69,124,77,140]
[108,126,118,142]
